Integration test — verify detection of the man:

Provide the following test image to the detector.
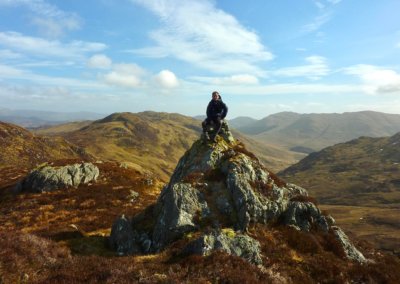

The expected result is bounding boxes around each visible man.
[202,91,228,142]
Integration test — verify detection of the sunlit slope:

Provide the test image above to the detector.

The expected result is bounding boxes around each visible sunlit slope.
[42,112,299,180]
[279,132,400,207]
[0,121,91,169]
[238,111,400,153]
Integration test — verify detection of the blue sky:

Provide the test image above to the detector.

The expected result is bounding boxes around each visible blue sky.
[0,0,400,119]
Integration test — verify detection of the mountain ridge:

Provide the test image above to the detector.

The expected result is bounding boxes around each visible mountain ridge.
[236,110,400,153]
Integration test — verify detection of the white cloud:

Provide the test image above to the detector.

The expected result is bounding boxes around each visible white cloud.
[0,49,22,59]
[274,56,329,79]
[130,0,272,75]
[103,63,146,88]
[154,70,179,88]
[0,0,82,38]
[191,74,259,85]
[344,64,400,94]
[302,12,332,33]
[0,31,107,58]
[220,83,362,95]
[0,64,103,90]
[0,64,25,77]
[87,54,112,69]
[32,17,80,38]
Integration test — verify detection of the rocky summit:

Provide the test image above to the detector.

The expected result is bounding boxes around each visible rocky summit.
[15,162,99,193]
[110,124,366,264]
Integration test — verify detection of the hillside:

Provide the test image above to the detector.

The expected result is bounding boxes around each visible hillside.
[279,132,400,207]
[0,109,104,128]
[1,129,399,283]
[228,116,258,129]
[279,132,400,255]
[237,111,400,153]
[0,121,92,170]
[36,112,301,181]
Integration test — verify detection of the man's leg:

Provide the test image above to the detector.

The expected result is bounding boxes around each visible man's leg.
[211,117,222,141]
[202,118,210,140]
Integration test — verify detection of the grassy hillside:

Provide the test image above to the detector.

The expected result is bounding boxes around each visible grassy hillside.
[279,133,400,207]
[32,120,93,134]
[36,112,302,181]
[320,205,400,256]
[238,111,400,153]
[0,121,92,169]
[228,116,258,129]
[279,133,400,255]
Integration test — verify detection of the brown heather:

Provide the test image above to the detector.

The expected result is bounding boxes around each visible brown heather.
[1,159,400,282]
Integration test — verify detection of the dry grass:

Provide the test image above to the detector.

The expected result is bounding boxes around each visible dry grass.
[1,138,400,282]
[321,205,400,257]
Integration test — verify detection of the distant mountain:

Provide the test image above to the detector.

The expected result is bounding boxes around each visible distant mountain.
[38,112,301,181]
[0,109,105,128]
[0,121,92,169]
[237,111,400,153]
[193,115,205,120]
[279,132,400,207]
[228,116,258,129]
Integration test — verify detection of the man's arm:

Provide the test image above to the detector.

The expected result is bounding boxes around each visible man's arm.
[221,103,228,119]
[206,102,212,118]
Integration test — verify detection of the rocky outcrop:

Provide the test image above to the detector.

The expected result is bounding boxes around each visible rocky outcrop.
[183,230,262,265]
[332,226,367,263]
[110,124,366,264]
[16,162,99,193]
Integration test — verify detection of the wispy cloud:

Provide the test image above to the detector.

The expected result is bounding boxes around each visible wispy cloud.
[303,0,342,34]
[130,0,272,75]
[326,0,342,4]
[0,49,22,60]
[274,56,329,79]
[0,31,106,59]
[344,64,400,95]
[0,0,82,38]
[190,74,259,85]
[302,12,332,33]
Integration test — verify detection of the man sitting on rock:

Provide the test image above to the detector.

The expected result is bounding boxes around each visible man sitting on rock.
[202,91,228,142]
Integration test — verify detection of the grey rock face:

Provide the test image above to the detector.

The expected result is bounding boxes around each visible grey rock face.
[203,120,235,144]
[16,162,99,193]
[283,201,330,232]
[223,153,289,231]
[331,226,367,263]
[109,215,140,255]
[110,127,366,264]
[151,182,209,251]
[183,230,262,265]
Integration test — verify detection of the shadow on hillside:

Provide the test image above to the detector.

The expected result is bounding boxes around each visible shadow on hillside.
[50,231,115,257]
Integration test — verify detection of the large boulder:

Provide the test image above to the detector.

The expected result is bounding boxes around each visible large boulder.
[16,162,99,193]
[110,128,366,264]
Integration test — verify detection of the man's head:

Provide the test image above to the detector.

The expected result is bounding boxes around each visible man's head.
[212,91,220,101]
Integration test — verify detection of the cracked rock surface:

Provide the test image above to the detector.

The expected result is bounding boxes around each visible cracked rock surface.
[16,162,99,193]
[110,123,366,264]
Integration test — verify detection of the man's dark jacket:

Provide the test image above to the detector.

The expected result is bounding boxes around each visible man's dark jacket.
[206,97,228,119]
